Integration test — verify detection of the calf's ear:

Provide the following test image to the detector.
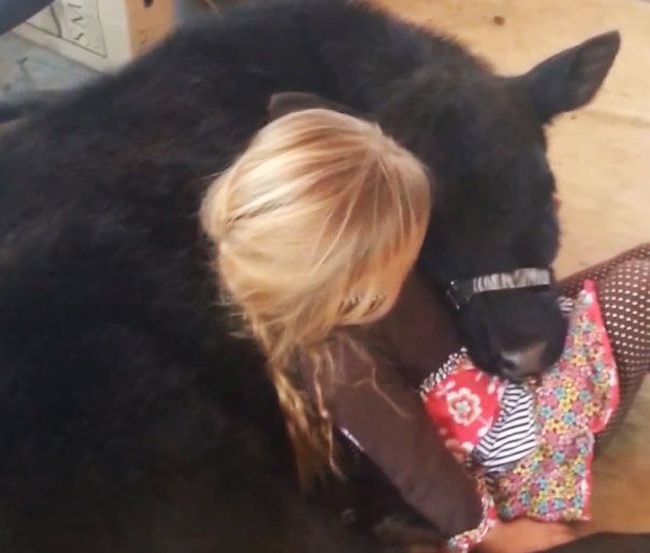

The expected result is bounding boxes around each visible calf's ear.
[267,92,360,120]
[519,31,621,122]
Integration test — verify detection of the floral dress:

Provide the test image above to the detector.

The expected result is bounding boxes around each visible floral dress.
[419,281,619,552]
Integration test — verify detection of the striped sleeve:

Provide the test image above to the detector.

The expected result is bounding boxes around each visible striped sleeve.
[473,384,538,471]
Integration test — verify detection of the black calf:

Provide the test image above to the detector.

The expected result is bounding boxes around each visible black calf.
[0,1,632,552]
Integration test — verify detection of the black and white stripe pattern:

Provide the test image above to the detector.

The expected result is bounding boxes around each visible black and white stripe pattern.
[473,384,538,472]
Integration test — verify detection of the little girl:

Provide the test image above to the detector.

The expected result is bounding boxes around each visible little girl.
[200,106,650,553]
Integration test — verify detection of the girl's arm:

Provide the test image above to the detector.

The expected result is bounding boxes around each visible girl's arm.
[300,338,485,539]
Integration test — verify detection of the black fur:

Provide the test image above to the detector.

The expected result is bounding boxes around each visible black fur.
[0,1,629,552]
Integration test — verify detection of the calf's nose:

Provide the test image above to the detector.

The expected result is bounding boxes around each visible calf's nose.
[500,341,548,381]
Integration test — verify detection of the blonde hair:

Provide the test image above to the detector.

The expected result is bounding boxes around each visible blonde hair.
[200,109,431,486]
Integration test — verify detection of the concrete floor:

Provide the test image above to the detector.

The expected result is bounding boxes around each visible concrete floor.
[1,0,649,539]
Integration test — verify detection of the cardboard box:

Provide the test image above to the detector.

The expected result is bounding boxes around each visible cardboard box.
[14,0,175,72]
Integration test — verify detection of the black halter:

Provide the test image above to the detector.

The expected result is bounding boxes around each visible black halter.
[446,268,553,311]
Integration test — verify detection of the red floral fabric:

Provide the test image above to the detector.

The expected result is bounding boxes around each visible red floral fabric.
[421,357,507,461]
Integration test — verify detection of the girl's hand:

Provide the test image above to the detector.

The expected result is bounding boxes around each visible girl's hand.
[474,519,577,553]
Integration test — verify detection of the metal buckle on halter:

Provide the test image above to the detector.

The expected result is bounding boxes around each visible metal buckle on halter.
[446,282,462,311]
[446,280,471,311]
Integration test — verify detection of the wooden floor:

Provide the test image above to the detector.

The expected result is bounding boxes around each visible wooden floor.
[375,0,650,534]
